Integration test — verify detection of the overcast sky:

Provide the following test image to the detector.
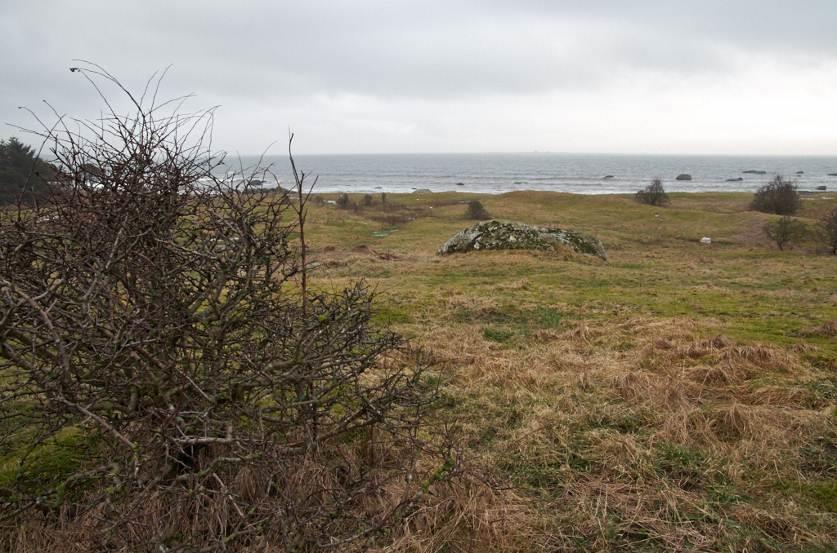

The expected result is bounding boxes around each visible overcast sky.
[2,1,836,155]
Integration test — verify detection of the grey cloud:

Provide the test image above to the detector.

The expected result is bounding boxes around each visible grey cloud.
[2,1,836,152]
[4,1,833,99]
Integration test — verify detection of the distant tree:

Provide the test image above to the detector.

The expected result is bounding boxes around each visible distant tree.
[635,178,670,206]
[465,199,491,220]
[751,176,800,215]
[764,215,806,250]
[821,207,837,255]
[0,136,56,204]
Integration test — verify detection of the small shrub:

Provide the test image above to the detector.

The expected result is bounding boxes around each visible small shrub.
[821,207,837,255]
[764,216,806,250]
[362,193,374,207]
[380,192,387,204]
[336,192,351,209]
[465,200,491,220]
[635,178,670,206]
[751,176,800,215]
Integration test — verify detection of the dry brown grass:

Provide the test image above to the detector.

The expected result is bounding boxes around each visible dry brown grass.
[318,191,836,551]
[402,310,835,551]
[4,443,540,553]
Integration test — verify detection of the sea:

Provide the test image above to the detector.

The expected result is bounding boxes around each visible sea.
[221,153,837,195]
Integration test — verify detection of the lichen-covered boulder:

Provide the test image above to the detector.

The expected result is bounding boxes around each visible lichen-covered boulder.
[437,220,607,260]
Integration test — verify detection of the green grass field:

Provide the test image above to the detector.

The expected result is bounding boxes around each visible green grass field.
[304,190,836,551]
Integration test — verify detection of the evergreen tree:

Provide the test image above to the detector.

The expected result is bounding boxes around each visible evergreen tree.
[0,137,55,204]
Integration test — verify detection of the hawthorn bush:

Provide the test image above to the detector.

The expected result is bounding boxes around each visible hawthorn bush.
[0,64,454,551]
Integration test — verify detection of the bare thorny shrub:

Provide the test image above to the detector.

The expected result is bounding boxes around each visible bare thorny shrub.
[0,64,461,551]
[635,178,669,207]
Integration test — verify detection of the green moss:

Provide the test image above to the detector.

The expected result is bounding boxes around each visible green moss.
[372,304,412,325]
[806,378,837,403]
[482,326,515,343]
[773,478,837,512]
[585,412,645,434]
[805,480,837,512]
[707,483,747,505]
[530,306,563,329]
[654,443,712,489]
[0,427,92,504]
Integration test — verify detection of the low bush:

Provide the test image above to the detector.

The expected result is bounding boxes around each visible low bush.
[465,199,491,220]
[821,207,837,255]
[751,176,800,215]
[635,178,670,206]
[764,215,806,250]
[336,192,352,209]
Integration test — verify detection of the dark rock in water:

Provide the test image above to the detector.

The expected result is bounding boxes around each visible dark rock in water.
[796,171,804,175]
[437,220,607,260]
[455,182,465,186]
[603,175,614,180]
[676,174,692,181]
[725,177,744,182]
[828,173,837,177]
[743,170,767,175]
[816,185,827,191]
[513,181,526,185]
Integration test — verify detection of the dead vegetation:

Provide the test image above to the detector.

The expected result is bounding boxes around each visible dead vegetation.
[407,311,836,551]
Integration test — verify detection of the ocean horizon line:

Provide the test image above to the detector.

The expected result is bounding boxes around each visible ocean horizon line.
[231,150,837,159]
